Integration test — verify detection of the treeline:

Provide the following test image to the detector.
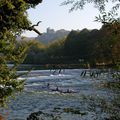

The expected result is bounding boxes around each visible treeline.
[23,25,120,67]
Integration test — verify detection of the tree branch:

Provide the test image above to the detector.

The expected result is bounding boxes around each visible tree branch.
[31,21,42,28]
[28,21,42,35]
[32,28,42,35]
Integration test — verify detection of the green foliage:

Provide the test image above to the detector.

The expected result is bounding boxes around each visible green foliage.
[63,25,120,65]
[62,0,120,25]
[24,24,120,66]
[46,38,66,63]
[23,40,47,64]
[0,33,29,107]
[62,0,119,11]
[0,0,42,107]
[23,38,67,64]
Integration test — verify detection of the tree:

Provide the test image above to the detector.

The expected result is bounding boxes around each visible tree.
[62,0,120,64]
[0,0,42,107]
[23,40,47,64]
[62,0,120,24]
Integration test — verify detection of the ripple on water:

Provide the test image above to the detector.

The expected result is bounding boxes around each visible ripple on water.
[1,69,119,120]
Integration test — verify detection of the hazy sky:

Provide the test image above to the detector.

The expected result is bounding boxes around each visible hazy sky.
[23,0,103,37]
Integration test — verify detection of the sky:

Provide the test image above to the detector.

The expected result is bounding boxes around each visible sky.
[22,0,103,37]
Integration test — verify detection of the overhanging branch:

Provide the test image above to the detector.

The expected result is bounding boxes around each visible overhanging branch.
[28,21,42,35]
[31,21,42,28]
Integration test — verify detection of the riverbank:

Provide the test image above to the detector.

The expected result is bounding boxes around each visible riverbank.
[17,63,117,71]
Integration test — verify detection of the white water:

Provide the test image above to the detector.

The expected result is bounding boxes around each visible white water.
[1,69,119,120]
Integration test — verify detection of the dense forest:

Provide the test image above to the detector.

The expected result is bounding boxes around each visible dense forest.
[23,25,120,67]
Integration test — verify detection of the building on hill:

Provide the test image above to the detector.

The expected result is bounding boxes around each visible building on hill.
[47,27,55,34]
[36,28,70,44]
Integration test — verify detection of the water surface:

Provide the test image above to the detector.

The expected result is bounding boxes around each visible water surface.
[1,69,120,120]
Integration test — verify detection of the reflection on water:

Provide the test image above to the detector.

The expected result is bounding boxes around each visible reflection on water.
[1,69,120,120]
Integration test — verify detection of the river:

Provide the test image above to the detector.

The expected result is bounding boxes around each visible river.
[1,69,120,120]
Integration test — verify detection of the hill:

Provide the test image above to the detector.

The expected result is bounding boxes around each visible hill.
[35,28,70,44]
